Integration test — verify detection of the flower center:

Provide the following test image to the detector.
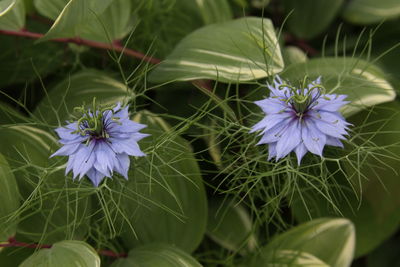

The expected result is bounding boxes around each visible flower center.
[292,94,312,114]
[72,99,116,142]
[83,116,109,139]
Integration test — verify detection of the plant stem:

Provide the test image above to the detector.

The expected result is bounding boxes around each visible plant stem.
[0,29,216,93]
[0,29,161,64]
[0,237,127,258]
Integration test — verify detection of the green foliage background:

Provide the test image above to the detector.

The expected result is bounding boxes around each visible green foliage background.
[0,0,399,266]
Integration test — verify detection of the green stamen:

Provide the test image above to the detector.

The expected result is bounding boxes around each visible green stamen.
[71,98,119,141]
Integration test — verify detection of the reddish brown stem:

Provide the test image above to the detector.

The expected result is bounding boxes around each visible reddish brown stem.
[98,249,128,258]
[0,237,126,258]
[0,29,161,64]
[0,29,214,93]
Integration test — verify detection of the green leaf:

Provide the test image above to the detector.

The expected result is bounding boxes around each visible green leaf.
[37,0,114,41]
[79,0,136,42]
[0,36,64,87]
[252,218,355,267]
[0,154,20,241]
[19,240,100,267]
[149,17,284,83]
[111,244,202,267]
[251,0,270,9]
[0,247,34,266]
[0,0,25,30]
[119,111,207,253]
[0,125,57,167]
[291,102,400,257]
[207,198,257,254]
[284,0,344,39]
[0,125,92,243]
[34,69,129,125]
[282,46,307,66]
[342,0,400,25]
[249,250,329,267]
[282,57,396,117]
[35,0,136,42]
[0,102,25,124]
[0,0,16,15]
[196,0,233,24]
[129,0,232,58]
[33,0,68,19]
[369,20,400,84]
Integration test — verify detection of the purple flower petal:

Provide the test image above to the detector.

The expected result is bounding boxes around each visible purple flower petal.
[251,76,350,164]
[313,94,349,112]
[275,120,301,160]
[93,141,116,177]
[86,168,106,187]
[302,121,327,156]
[113,153,130,179]
[50,103,148,186]
[50,142,81,157]
[268,142,277,160]
[326,136,344,148]
[254,98,288,114]
[257,118,292,144]
[295,143,308,164]
[250,112,292,134]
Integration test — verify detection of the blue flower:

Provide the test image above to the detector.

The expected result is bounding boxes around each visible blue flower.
[251,76,350,164]
[51,102,148,186]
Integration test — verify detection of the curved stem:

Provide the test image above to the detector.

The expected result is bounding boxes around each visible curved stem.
[0,29,216,93]
[0,237,127,258]
[0,29,161,64]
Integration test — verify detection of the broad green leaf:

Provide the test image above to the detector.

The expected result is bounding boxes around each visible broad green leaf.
[207,198,257,254]
[0,0,25,30]
[196,0,232,24]
[20,240,100,267]
[342,0,400,25]
[0,154,20,241]
[248,250,329,267]
[34,69,129,125]
[0,247,34,266]
[0,0,16,16]
[0,125,92,243]
[149,17,284,83]
[0,36,63,87]
[251,0,270,9]
[284,0,344,39]
[33,0,68,19]
[282,46,307,66]
[111,244,201,267]
[0,125,57,167]
[35,0,136,42]
[38,0,114,41]
[0,102,25,124]
[130,0,232,58]
[291,102,400,257]
[282,57,396,117]
[119,111,207,253]
[79,0,136,42]
[253,218,355,267]
[369,19,400,84]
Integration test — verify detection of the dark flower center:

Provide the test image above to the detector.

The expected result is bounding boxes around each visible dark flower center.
[292,94,312,114]
[79,117,110,141]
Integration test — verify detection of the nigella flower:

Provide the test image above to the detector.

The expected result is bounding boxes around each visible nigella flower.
[251,76,350,164]
[50,101,148,186]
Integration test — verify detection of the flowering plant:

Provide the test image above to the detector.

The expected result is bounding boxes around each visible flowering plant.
[51,102,148,186]
[251,76,350,163]
[0,0,399,266]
